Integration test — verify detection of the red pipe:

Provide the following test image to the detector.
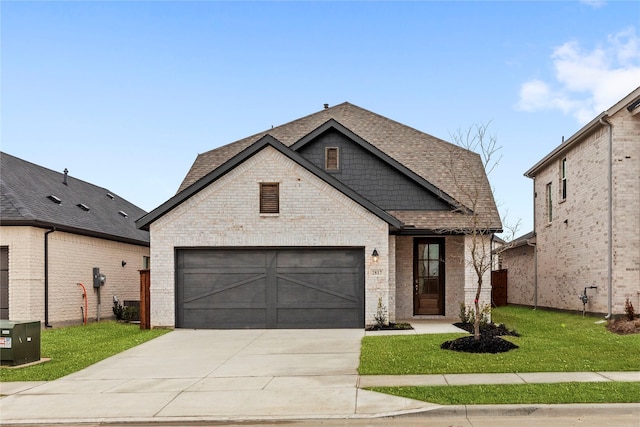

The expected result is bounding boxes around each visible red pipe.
[77,283,88,325]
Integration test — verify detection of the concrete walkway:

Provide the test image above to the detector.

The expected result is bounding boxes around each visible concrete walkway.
[0,325,638,425]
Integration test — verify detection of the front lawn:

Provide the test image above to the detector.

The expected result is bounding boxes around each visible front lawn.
[0,321,169,382]
[359,306,640,375]
[369,382,640,405]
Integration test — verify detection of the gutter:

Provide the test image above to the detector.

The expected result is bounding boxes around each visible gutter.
[599,115,613,319]
[44,228,55,328]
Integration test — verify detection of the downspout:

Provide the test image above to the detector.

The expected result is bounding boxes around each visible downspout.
[530,176,537,309]
[526,238,537,309]
[44,228,56,328]
[599,115,613,319]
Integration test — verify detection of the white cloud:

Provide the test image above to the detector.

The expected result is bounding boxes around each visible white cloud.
[580,0,607,8]
[516,27,640,124]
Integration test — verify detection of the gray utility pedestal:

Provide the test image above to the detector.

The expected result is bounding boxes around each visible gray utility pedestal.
[0,320,41,366]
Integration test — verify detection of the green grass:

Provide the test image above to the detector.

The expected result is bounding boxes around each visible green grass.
[1,321,169,382]
[368,382,640,405]
[359,306,640,375]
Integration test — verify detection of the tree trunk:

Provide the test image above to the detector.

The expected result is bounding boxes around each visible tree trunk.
[474,276,482,341]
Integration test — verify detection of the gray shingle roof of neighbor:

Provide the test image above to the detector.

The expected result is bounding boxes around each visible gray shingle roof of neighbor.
[0,152,149,246]
[177,102,502,232]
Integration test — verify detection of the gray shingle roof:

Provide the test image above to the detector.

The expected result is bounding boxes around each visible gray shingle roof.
[1,152,149,245]
[178,102,501,231]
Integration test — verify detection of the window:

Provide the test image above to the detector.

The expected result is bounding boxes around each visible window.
[546,182,553,223]
[561,158,567,200]
[260,183,279,214]
[325,147,339,170]
[143,256,150,270]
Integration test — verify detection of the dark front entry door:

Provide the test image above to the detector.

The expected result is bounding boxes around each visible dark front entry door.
[176,248,364,329]
[414,238,445,315]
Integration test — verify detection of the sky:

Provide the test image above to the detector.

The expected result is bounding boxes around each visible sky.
[2,0,639,239]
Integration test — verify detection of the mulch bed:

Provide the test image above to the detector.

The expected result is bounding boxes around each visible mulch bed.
[441,322,521,354]
[365,322,413,331]
[606,317,640,335]
[440,335,519,354]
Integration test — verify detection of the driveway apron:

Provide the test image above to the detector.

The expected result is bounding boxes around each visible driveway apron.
[0,329,435,423]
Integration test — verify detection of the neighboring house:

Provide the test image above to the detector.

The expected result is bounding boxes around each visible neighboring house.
[494,231,536,307]
[0,152,150,326]
[137,102,502,329]
[524,87,640,317]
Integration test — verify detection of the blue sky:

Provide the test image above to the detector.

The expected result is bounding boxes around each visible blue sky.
[2,1,639,238]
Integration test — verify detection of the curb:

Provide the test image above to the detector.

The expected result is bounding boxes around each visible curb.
[397,402,640,418]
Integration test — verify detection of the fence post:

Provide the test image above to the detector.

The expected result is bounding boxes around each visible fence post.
[139,269,151,329]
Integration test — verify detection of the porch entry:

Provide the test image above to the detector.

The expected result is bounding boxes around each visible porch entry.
[413,238,445,315]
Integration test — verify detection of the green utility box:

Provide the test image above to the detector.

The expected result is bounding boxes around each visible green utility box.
[0,320,41,366]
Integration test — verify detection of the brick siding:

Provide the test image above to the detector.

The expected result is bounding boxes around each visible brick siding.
[533,105,640,314]
[0,226,149,325]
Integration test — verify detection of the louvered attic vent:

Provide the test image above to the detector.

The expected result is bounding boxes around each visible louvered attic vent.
[47,195,62,204]
[118,211,128,218]
[77,203,90,212]
[260,183,279,214]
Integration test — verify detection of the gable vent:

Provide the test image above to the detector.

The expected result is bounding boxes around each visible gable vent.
[260,183,279,214]
[325,147,339,170]
[76,203,90,212]
[118,211,128,218]
[106,193,114,200]
[47,195,62,204]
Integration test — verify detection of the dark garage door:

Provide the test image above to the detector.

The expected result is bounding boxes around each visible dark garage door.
[176,248,364,329]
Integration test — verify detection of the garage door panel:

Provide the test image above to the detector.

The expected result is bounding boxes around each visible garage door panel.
[183,274,266,303]
[182,250,267,269]
[183,308,266,328]
[277,250,361,268]
[277,280,359,305]
[177,248,364,329]
[276,309,360,328]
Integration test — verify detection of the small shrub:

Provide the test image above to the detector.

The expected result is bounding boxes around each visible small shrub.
[113,301,126,321]
[123,306,140,322]
[374,297,388,328]
[624,298,635,321]
[459,302,471,323]
[459,302,490,326]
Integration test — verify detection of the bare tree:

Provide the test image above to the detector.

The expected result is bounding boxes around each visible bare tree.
[446,122,518,341]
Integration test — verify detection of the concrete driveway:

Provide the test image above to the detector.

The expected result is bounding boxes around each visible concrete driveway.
[0,329,437,424]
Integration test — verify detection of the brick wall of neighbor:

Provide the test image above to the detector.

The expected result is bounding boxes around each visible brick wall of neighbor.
[501,244,536,306]
[150,146,391,328]
[534,105,640,315]
[0,226,149,325]
[612,108,640,312]
[395,234,477,321]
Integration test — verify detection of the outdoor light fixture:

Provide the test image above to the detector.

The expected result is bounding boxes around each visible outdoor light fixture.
[121,260,127,267]
[372,249,379,263]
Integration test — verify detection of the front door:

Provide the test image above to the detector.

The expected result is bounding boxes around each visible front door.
[414,238,445,315]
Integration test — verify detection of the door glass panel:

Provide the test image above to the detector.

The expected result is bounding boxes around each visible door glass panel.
[428,260,439,277]
[414,240,445,315]
[428,244,439,260]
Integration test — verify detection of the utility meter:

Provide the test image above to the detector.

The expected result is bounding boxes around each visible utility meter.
[93,267,106,288]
